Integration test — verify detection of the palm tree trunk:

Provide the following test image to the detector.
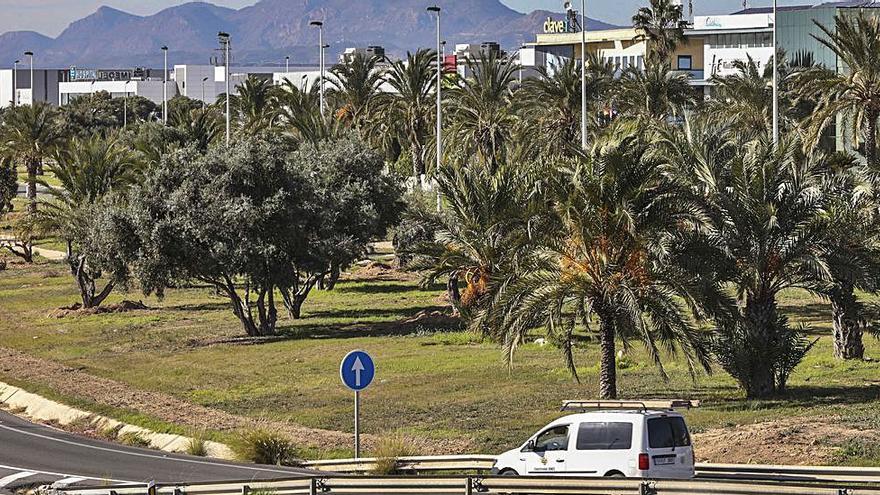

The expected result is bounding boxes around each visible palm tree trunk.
[830,283,865,360]
[411,145,425,179]
[26,157,37,214]
[598,313,617,400]
[743,295,778,399]
[447,271,461,315]
[866,109,879,169]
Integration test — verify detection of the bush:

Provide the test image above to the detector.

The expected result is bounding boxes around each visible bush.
[231,429,299,466]
[186,431,209,457]
[371,432,416,475]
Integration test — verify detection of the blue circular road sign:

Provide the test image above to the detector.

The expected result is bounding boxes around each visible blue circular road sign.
[340,350,375,391]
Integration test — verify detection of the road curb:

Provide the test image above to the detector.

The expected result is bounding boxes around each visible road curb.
[0,380,235,460]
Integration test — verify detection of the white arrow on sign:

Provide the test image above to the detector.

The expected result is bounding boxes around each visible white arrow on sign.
[352,356,365,387]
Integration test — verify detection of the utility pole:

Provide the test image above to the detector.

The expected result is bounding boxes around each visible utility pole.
[580,0,588,151]
[24,51,33,105]
[161,46,168,125]
[428,5,442,184]
[310,21,325,116]
[772,0,779,145]
[219,32,231,145]
[201,76,208,108]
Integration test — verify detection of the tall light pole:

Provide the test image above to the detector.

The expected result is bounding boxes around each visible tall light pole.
[201,76,209,108]
[428,5,441,183]
[123,80,130,128]
[161,45,168,125]
[12,60,18,106]
[24,51,33,105]
[580,0,588,151]
[285,55,290,73]
[310,21,325,116]
[771,0,779,145]
[219,32,231,145]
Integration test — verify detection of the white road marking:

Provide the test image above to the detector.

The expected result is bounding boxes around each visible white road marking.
[52,477,88,488]
[0,423,304,474]
[0,471,37,488]
[0,464,131,484]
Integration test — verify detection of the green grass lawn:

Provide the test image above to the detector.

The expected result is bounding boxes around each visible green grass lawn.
[1,260,879,463]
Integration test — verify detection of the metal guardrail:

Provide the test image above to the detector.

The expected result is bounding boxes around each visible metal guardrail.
[300,455,880,483]
[59,475,880,495]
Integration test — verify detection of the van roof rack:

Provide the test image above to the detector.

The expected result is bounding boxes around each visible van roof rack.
[560,400,700,413]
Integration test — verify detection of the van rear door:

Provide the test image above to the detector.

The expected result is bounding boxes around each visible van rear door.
[645,415,694,479]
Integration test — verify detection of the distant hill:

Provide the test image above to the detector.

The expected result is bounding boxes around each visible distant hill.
[0,0,620,68]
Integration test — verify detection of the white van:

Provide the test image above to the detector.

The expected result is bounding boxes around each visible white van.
[491,400,697,479]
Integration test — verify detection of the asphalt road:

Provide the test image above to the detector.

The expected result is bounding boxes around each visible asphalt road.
[0,411,315,491]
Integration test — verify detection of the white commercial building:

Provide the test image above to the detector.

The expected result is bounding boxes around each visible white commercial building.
[690,13,775,79]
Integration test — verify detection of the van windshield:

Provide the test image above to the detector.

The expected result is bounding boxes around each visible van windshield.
[647,417,691,449]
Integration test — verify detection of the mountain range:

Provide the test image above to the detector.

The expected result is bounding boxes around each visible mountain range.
[0,0,619,69]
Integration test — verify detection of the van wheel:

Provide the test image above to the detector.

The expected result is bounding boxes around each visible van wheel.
[604,471,625,477]
[500,469,519,476]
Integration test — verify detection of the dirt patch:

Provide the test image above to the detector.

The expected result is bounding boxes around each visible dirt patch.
[694,417,879,465]
[0,347,474,455]
[347,261,418,282]
[48,300,149,318]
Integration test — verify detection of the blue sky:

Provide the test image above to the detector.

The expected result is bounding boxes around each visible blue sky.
[2,0,818,37]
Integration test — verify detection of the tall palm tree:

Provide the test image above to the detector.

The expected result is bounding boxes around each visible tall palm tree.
[40,135,139,308]
[793,12,880,168]
[275,77,338,146]
[519,55,615,159]
[446,51,520,171]
[614,61,696,121]
[168,105,222,152]
[379,49,437,178]
[480,122,723,399]
[632,0,688,63]
[0,102,65,214]
[328,53,385,132]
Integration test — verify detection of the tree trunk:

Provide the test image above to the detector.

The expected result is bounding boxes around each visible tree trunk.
[280,272,326,320]
[447,271,461,316]
[323,262,341,291]
[255,285,277,336]
[70,255,114,309]
[598,314,617,400]
[5,242,33,263]
[743,295,778,399]
[26,157,37,215]
[830,283,865,360]
[226,286,261,337]
[866,109,878,169]
[411,145,425,179]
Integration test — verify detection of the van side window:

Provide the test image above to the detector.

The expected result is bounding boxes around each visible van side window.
[533,425,570,451]
[647,417,692,448]
[576,422,633,450]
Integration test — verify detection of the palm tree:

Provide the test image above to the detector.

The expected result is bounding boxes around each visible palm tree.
[221,75,279,137]
[793,12,880,168]
[328,53,385,132]
[168,105,222,152]
[445,51,520,171]
[379,49,437,178]
[519,55,615,158]
[632,0,688,63]
[275,77,338,146]
[0,102,65,214]
[40,135,139,308]
[661,119,832,397]
[614,61,696,121]
[481,122,723,399]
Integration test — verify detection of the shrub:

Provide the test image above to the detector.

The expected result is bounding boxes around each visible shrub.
[231,429,299,466]
[372,432,416,475]
[186,431,209,457]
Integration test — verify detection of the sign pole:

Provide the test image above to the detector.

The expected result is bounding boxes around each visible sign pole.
[354,390,360,459]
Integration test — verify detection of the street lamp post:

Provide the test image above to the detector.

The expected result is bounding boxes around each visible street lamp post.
[219,32,231,145]
[428,5,441,185]
[123,80,129,128]
[201,76,209,108]
[24,51,33,105]
[772,0,779,145]
[161,45,168,125]
[580,0,588,151]
[12,59,18,106]
[285,55,290,73]
[310,21,325,116]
